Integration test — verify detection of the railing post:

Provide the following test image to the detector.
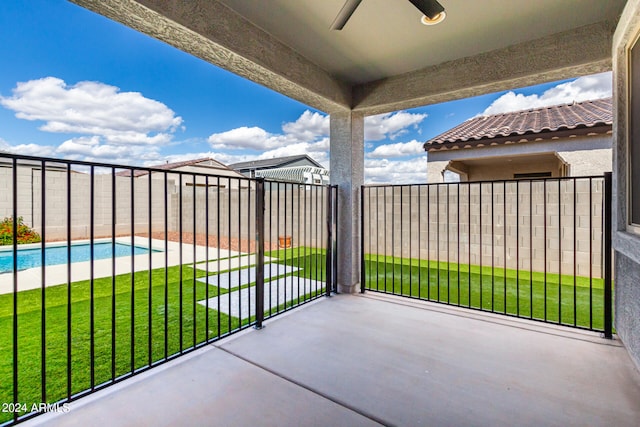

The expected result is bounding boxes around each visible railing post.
[603,172,613,339]
[360,185,366,293]
[332,186,339,293]
[254,178,266,329]
[326,185,333,297]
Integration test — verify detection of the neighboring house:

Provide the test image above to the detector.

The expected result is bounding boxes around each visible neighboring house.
[229,154,329,185]
[423,98,613,182]
[116,158,247,188]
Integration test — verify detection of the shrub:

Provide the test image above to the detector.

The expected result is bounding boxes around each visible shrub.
[0,217,41,245]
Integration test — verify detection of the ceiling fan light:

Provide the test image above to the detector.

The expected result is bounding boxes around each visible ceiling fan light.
[421,11,446,25]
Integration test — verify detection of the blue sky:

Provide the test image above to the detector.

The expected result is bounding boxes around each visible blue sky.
[0,1,613,183]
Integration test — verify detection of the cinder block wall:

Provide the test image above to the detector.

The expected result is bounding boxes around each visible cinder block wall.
[363,179,605,278]
[0,166,328,251]
[176,185,328,249]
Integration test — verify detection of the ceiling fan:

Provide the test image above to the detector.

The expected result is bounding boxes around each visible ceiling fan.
[331,0,446,30]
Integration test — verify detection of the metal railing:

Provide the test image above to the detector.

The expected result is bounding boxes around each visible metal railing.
[0,153,336,425]
[361,174,612,335]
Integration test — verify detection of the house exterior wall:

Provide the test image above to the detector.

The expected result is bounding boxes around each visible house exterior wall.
[284,158,320,168]
[612,0,640,372]
[426,134,612,182]
[557,148,613,177]
[457,157,565,181]
[426,161,449,183]
[143,163,245,188]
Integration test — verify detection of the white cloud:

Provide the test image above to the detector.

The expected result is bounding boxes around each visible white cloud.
[282,110,329,140]
[207,111,330,151]
[368,140,424,159]
[0,77,182,148]
[0,137,56,157]
[364,111,427,141]
[365,157,427,185]
[480,72,612,116]
[257,138,331,167]
[205,110,429,183]
[208,109,427,152]
[208,126,275,150]
[56,136,162,164]
[0,77,185,164]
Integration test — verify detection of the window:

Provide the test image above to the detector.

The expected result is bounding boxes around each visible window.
[630,35,640,226]
[513,172,552,179]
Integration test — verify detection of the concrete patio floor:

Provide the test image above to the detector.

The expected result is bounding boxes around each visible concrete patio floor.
[29,293,640,427]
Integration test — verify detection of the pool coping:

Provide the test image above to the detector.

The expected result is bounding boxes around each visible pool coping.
[0,237,243,294]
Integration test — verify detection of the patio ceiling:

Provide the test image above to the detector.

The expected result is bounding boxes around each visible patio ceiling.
[70,0,625,115]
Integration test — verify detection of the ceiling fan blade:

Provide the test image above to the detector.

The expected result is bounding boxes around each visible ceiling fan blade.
[407,0,444,19]
[331,0,363,30]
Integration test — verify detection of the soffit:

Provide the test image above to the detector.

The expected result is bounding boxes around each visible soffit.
[218,0,625,85]
[71,0,626,114]
[453,152,562,168]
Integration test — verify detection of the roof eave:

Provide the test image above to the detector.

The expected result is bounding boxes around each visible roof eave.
[425,124,612,152]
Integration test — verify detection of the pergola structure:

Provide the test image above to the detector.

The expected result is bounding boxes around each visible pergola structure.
[69,0,640,369]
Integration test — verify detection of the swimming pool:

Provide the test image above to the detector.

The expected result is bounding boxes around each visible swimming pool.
[0,242,155,273]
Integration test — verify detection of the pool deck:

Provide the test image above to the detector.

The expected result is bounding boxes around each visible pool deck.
[0,237,243,294]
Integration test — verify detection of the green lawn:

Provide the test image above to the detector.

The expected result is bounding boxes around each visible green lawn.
[362,254,607,330]
[0,249,326,422]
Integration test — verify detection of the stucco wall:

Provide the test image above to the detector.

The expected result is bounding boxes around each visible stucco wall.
[615,252,640,372]
[557,148,613,177]
[612,0,640,372]
[426,134,612,183]
[460,158,564,182]
[426,161,448,183]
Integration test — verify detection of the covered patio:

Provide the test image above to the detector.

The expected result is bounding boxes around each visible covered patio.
[11,0,640,425]
[31,294,640,426]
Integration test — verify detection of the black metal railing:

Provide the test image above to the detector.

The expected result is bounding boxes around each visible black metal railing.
[0,153,336,425]
[361,174,612,335]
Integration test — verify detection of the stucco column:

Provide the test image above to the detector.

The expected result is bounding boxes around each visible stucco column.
[330,111,364,294]
[426,160,449,183]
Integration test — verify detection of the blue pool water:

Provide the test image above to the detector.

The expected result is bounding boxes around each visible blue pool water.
[0,242,154,273]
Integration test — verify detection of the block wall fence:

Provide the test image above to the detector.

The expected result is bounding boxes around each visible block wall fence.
[1,166,604,277]
[362,178,605,278]
[0,166,328,249]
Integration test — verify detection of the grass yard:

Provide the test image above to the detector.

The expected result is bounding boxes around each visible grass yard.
[362,254,607,330]
[0,248,327,422]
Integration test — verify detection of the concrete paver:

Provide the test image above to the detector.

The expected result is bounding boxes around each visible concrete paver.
[196,263,299,288]
[198,277,325,318]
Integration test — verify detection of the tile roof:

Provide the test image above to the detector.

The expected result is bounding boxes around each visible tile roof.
[229,154,323,170]
[115,158,232,177]
[424,97,612,150]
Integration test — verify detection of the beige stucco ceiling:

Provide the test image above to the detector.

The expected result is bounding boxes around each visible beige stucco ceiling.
[71,0,626,114]
[219,0,626,85]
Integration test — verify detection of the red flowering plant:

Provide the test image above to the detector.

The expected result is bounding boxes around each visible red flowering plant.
[0,217,41,245]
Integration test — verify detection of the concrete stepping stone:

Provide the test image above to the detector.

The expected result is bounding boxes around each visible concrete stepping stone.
[197,277,326,319]
[197,263,299,289]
